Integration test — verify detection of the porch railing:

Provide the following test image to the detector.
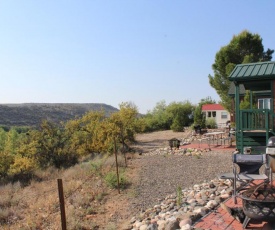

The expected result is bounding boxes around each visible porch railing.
[238,109,275,153]
[239,109,274,132]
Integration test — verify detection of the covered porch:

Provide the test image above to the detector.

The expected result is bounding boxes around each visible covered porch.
[229,61,275,154]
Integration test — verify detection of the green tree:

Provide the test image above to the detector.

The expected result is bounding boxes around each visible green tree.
[72,111,106,155]
[0,128,7,151]
[8,130,39,177]
[209,30,274,111]
[109,102,141,150]
[193,97,216,128]
[166,101,194,131]
[35,120,77,169]
[4,128,20,155]
[143,100,170,131]
[0,151,13,177]
[239,90,257,110]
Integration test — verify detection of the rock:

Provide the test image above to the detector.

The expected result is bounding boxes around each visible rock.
[181,224,192,230]
[130,217,136,224]
[147,223,158,230]
[139,224,148,230]
[165,219,180,230]
[129,170,233,230]
[157,220,166,230]
[187,198,196,204]
[134,221,142,228]
[205,200,218,209]
[193,207,207,216]
[179,218,192,227]
[220,193,230,199]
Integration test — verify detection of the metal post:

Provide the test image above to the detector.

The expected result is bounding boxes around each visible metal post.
[57,179,67,230]
[114,138,120,194]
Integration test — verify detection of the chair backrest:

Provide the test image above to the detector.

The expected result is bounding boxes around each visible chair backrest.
[232,154,266,174]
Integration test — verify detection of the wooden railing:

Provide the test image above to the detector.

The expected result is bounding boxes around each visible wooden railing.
[238,109,275,153]
[239,109,274,132]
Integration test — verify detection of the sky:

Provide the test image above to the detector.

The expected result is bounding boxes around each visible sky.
[0,1,275,114]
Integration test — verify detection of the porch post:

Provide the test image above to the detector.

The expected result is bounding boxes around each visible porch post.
[234,82,241,152]
[249,90,253,109]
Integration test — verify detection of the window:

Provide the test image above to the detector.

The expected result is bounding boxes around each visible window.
[208,112,211,117]
[221,112,228,119]
[212,111,216,117]
[258,98,271,109]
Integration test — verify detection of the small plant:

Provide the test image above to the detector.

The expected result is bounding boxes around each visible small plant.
[0,208,9,224]
[105,222,117,230]
[176,186,183,206]
[95,192,107,202]
[104,171,128,189]
[206,118,217,129]
[91,159,103,177]
[194,154,201,159]
[86,206,97,215]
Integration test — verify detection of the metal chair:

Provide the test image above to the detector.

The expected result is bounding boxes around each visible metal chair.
[219,153,270,204]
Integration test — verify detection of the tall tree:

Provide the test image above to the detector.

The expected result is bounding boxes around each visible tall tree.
[209,30,274,111]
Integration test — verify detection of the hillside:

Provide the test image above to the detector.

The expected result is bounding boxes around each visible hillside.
[0,103,119,127]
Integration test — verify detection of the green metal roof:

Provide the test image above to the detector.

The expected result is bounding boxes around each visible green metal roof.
[228,82,246,96]
[229,61,275,81]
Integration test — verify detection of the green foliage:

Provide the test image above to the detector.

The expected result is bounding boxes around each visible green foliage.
[206,118,217,129]
[166,101,194,131]
[66,111,106,155]
[104,171,128,189]
[143,100,170,132]
[90,159,104,177]
[193,97,216,128]
[109,102,141,147]
[240,90,257,110]
[0,101,145,184]
[0,151,14,177]
[35,120,78,169]
[143,100,194,132]
[8,155,37,176]
[0,128,7,151]
[209,30,274,112]
[176,186,182,206]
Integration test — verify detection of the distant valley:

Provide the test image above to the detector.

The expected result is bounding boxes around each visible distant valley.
[0,103,119,127]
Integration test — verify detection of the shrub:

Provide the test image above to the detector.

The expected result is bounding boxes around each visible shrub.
[206,118,217,129]
[104,171,128,189]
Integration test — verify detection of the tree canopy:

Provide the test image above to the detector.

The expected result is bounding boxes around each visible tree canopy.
[142,100,194,132]
[209,30,274,111]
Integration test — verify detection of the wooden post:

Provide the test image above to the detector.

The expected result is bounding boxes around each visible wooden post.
[114,138,120,194]
[57,179,67,230]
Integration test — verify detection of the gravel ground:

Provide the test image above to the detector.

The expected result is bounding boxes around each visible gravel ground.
[130,151,233,212]
[129,130,234,212]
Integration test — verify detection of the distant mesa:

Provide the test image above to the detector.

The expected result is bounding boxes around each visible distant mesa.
[0,103,119,127]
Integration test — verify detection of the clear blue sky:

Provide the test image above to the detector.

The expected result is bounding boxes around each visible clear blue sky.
[0,1,274,114]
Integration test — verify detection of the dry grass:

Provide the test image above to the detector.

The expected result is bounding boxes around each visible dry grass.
[0,130,188,229]
[0,153,134,230]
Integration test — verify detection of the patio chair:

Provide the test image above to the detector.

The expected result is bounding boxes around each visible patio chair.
[219,136,232,147]
[219,153,270,204]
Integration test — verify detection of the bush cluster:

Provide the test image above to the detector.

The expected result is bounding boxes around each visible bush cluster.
[0,102,141,185]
